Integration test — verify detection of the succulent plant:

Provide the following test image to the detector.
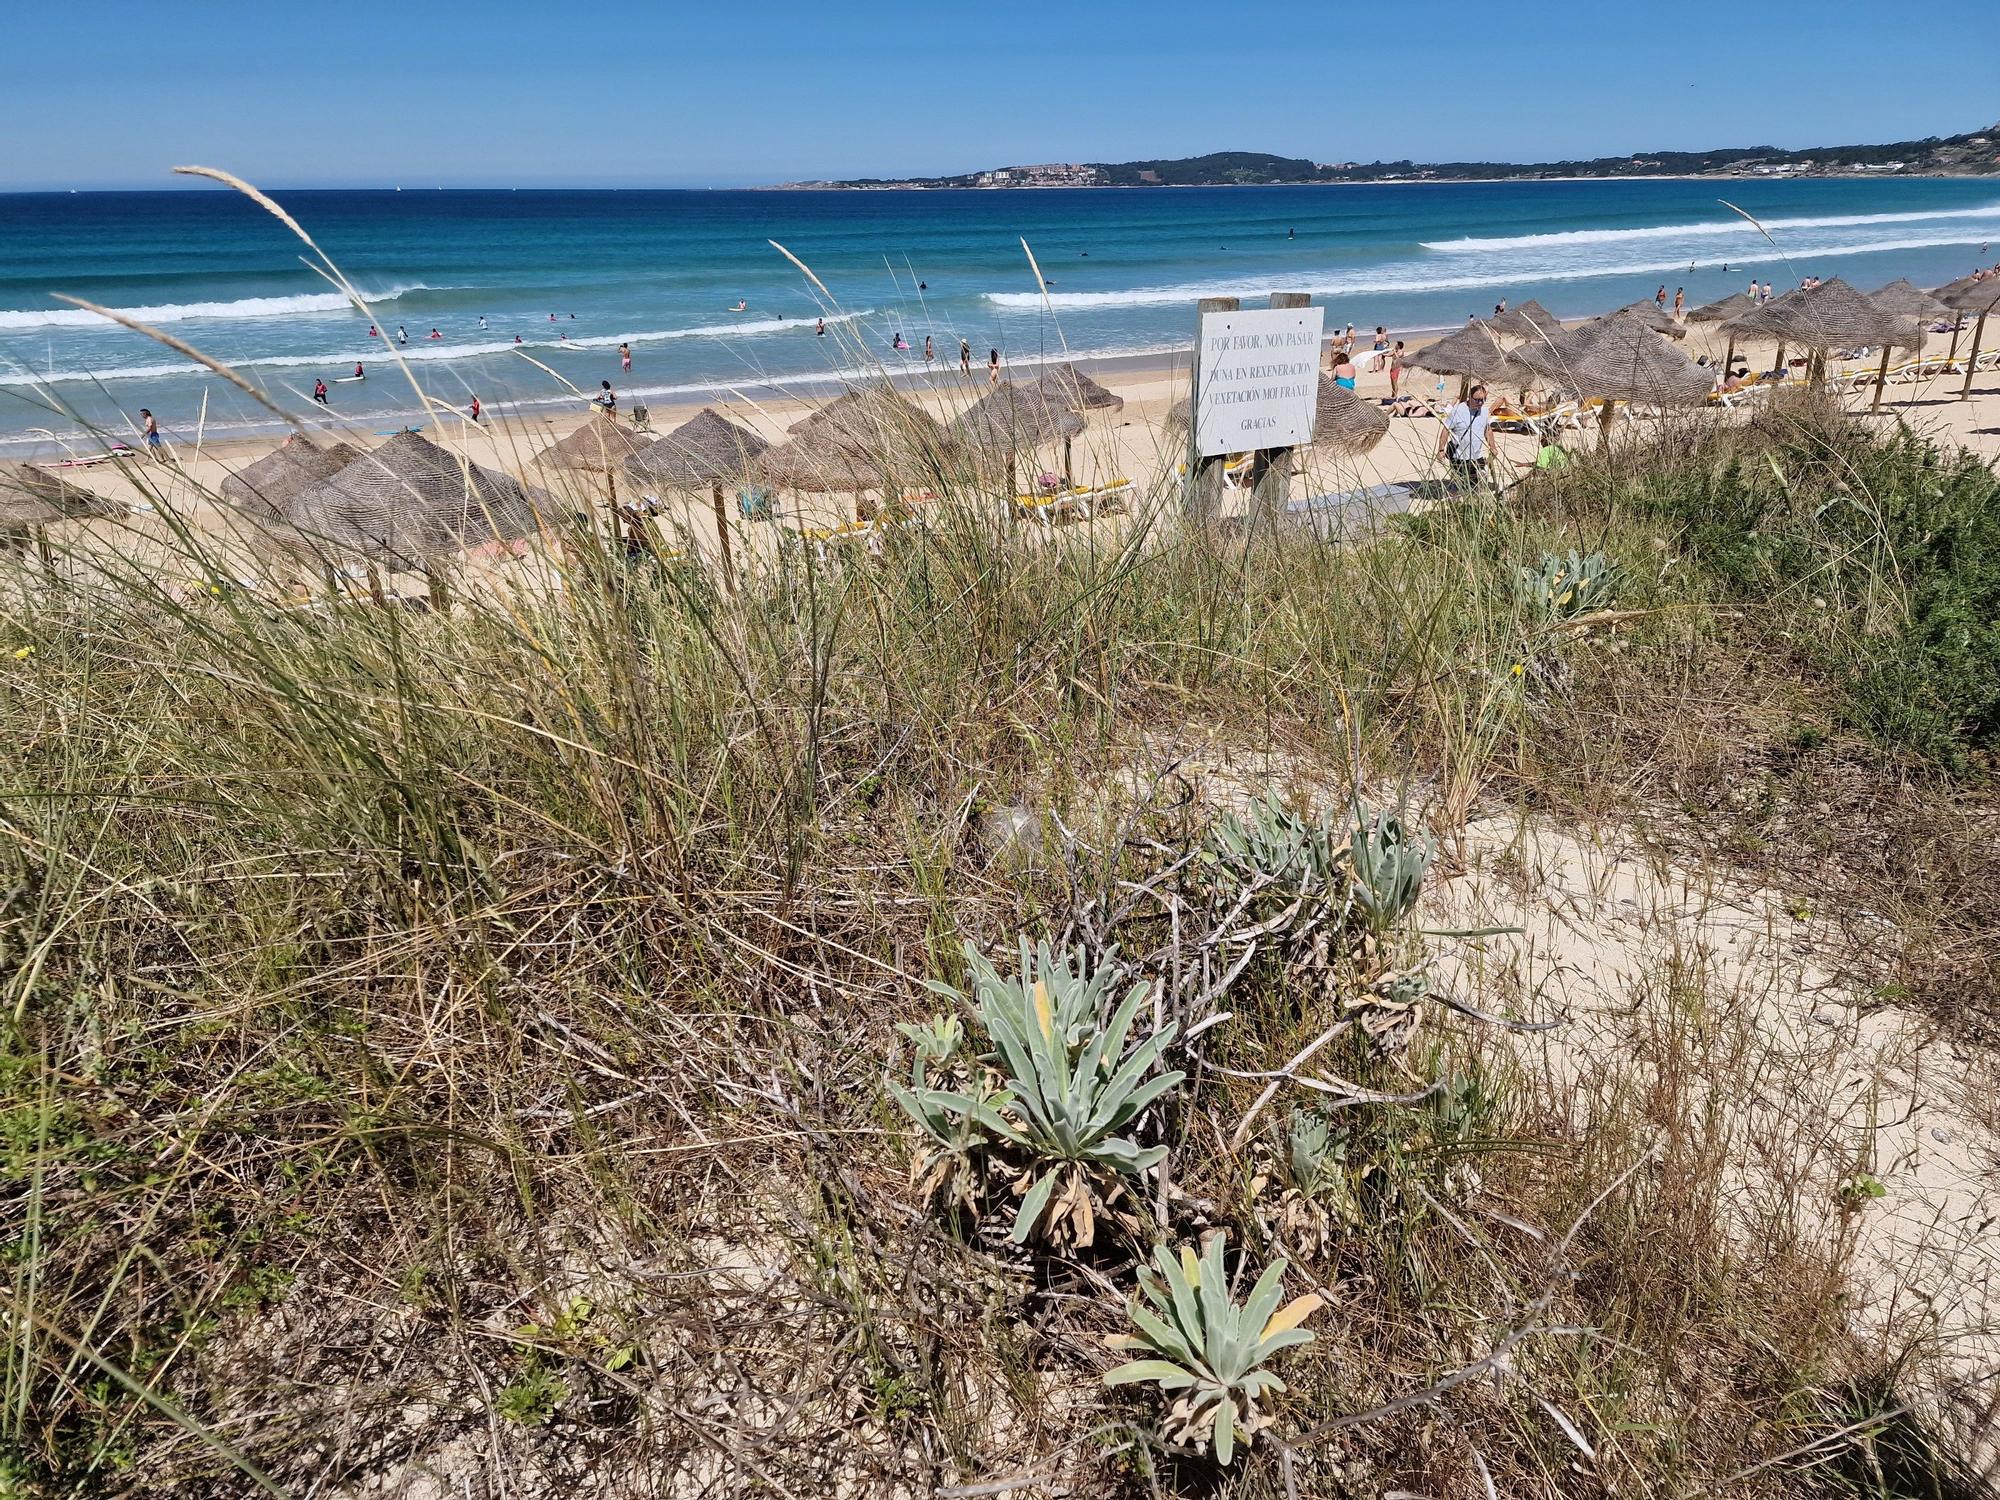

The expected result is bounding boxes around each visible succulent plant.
[1104,1234,1322,1464]
[890,938,1184,1246]
[1517,549,1613,622]
[1209,790,1346,897]
[1348,804,1432,935]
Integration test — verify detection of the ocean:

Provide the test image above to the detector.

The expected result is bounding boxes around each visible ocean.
[3,178,1998,452]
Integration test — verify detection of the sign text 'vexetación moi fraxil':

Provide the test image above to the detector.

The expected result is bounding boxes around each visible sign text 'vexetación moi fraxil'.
[1193,306,1325,459]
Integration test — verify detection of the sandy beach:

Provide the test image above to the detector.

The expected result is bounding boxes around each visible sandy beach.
[16,305,2000,603]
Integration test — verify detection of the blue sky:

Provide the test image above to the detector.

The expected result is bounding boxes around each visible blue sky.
[4,2,1984,189]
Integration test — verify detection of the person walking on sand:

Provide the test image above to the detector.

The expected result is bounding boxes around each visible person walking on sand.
[959,339,972,374]
[1437,383,1492,490]
[313,377,329,405]
[924,334,935,365]
[619,342,632,373]
[988,348,1000,385]
[1654,286,1667,310]
[597,380,617,415]
[140,409,163,461]
[1673,287,1685,318]
[469,395,482,423]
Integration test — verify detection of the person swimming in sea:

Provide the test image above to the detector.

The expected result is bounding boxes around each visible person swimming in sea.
[427,328,442,340]
[514,334,523,344]
[367,325,379,338]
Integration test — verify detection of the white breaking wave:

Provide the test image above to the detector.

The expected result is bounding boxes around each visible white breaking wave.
[0,285,440,331]
[0,310,878,386]
[1421,203,2000,253]
[986,229,2000,310]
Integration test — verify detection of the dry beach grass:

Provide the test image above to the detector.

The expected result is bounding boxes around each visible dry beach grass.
[2,183,2000,1498]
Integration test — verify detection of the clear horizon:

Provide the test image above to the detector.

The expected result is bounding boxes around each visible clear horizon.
[3,2,1987,192]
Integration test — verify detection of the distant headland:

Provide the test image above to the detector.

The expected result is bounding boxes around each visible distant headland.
[771,121,2000,190]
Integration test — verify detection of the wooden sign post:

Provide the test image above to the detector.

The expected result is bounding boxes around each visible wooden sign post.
[1187,293,1323,525]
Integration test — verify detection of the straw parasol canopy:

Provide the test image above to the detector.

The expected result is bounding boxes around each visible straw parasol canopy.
[1938,277,2000,400]
[0,462,125,539]
[1483,299,1565,340]
[1686,291,1756,325]
[219,435,361,517]
[1033,363,1125,414]
[1401,322,1528,384]
[1596,300,1686,337]
[533,415,657,474]
[954,382,1086,453]
[1868,278,1953,324]
[275,431,552,567]
[1513,315,1713,406]
[1724,277,1920,353]
[627,408,769,486]
[1312,376,1391,457]
[1942,276,2000,315]
[765,384,955,493]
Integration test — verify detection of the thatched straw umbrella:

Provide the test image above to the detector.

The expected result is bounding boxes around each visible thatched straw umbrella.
[219,435,360,518]
[626,408,769,586]
[0,461,125,576]
[1401,323,1530,398]
[1597,300,1686,337]
[1687,292,1756,326]
[1684,292,1758,383]
[770,385,955,519]
[1863,280,1956,409]
[1033,363,1125,414]
[532,416,658,549]
[1512,315,1712,449]
[1941,277,2000,401]
[277,431,552,601]
[1724,278,1919,386]
[1311,376,1391,458]
[954,381,1087,494]
[1483,299,1565,341]
[534,416,656,476]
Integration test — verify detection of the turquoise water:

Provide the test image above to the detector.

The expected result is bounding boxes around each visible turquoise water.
[3,179,1998,451]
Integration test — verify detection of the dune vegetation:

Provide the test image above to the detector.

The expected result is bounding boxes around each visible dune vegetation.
[3,246,1999,1500]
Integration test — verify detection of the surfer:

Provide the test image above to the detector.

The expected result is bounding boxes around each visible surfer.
[731,299,748,312]
[354,362,365,380]
[313,378,329,405]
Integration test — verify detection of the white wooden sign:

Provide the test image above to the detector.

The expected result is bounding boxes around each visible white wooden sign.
[1193,306,1325,458]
